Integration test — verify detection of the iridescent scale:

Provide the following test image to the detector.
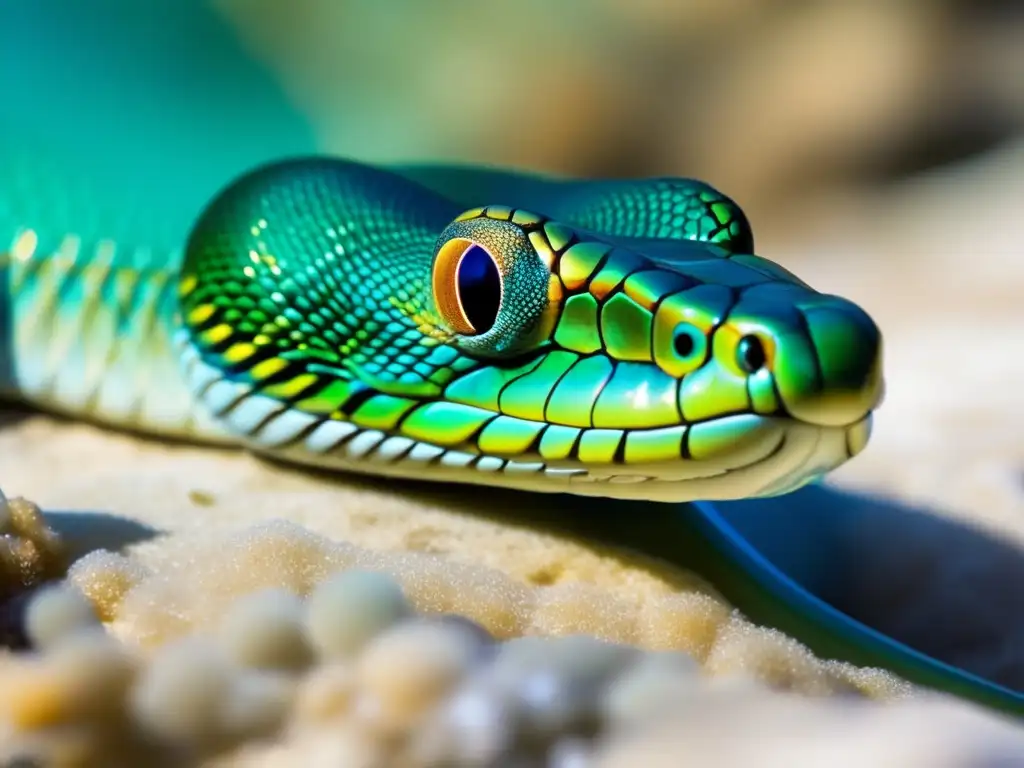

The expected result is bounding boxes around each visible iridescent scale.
[170,158,874,500]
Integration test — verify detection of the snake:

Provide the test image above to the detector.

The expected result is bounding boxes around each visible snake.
[2,1,1023,721]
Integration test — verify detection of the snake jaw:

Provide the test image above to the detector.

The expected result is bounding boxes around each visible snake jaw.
[177,319,839,504]
[844,413,873,459]
[176,309,856,504]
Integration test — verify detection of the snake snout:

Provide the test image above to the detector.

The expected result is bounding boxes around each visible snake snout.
[777,295,884,428]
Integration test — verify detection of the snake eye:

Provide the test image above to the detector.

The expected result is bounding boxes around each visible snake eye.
[457,244,501,334]
[736,334,767,373]
[432,238,503,336]
[430,213,554,357]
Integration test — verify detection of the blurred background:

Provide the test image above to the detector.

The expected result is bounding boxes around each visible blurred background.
[217,0,1024,245]
[7,0,1023,245]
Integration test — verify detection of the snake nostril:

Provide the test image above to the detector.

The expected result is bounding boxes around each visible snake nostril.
[736,335,766,374]
[672,328,697,358]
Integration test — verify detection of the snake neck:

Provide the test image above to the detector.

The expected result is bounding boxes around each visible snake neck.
[0,229,228,441]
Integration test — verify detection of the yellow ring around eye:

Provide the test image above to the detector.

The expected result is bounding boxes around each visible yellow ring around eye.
[432,237,478,335]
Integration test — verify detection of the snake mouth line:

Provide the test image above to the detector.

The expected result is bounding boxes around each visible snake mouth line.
[178,333,856,501]
[177,331,865,503]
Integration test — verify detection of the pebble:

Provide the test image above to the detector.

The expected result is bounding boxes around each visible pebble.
[410,678,522,766]
[548,736,594,768]
[218,588,313,672]
[293,662,358,724]
[601,651,701,728]
[24,584,101,650]
[48,629,137,721]
[492,635,633,687]
[490,635,637,743]
[220,671,296,738]
[305,569,410,659]
[431,612,497,652]
[355,617,485,732]
[130,636,238,744]
[517,667,598,743]
[5,552,1006,767]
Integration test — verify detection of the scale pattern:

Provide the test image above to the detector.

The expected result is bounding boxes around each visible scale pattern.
[0,228,223,436]
[174,158,880,498]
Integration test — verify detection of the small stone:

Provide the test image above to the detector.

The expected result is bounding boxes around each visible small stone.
[492,635,633,689]
[0,659,75,729]
[130,637,237,744]
[219,588,313,672]
[491,636,636,742]
[601,651,701,728]
[355,618,483,732]
[48,629,137,722]
[305,570,410,659]
[542,636,636,684]
[432,613,497,650]
[293,662,358,724]
[548,736,594,768]
[0,632,133,731]
[24,584,101,650]
[220,671,296,738]
[410,679,521,766]
[485,635,557,689]
[517,667,596,742]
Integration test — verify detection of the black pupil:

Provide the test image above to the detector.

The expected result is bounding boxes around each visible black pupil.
[737,335,766,373]
[673,329,696,358]
[456,244,501,334]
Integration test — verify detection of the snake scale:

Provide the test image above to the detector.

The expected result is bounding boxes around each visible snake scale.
[2,2,1023,721]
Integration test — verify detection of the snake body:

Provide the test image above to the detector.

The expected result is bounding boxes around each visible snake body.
[2,3,1024,721]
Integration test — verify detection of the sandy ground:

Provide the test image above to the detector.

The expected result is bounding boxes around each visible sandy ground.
[2,141,1024,765]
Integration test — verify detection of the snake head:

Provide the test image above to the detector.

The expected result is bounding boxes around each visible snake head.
[178,159,882,502]
[424,205,883,500]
